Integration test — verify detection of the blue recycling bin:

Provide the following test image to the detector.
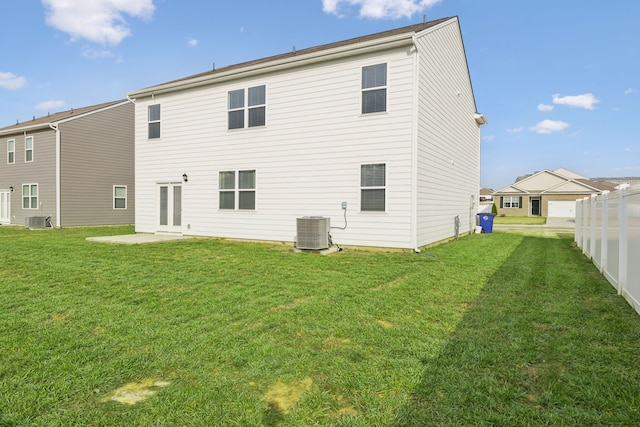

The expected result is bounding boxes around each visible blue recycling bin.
[477,213,496,234]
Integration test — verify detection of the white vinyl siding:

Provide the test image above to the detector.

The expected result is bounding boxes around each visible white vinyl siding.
[134,44,416,248]
[414,19,481,247]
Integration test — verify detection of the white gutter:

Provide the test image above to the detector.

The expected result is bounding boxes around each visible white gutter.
[128,32,416,98]
[49,123,61,227]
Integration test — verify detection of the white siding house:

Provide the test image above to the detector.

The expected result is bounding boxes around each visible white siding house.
[128,16,486,250]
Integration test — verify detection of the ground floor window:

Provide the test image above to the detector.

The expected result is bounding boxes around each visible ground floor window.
[361,163,386,211]
[219,170,256,210]
[501,196,522,208]
[114,185,127,209]
[22,184,38,209]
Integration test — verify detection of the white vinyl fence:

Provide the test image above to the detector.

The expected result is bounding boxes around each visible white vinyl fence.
[575,184,640,315]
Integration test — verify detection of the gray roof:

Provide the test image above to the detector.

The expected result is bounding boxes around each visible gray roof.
[0,99,128,135]
[133,17,454,94]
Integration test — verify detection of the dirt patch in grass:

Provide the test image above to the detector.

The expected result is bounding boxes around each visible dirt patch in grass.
[102,379,171,405]
[377,319,394,328]
[263,378,312,414]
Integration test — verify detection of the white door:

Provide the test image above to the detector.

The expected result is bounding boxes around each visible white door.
[158,184,182,233]
[0,191,10,223]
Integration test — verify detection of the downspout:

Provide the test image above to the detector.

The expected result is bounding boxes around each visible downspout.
[410,35,420,253]
[49,123,61,227]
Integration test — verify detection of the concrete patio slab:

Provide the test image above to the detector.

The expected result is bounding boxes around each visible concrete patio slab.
[86,233,192,245]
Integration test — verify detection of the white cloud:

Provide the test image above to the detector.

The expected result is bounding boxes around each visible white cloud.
[42,0,154,45]
[322,0,442,19]
[82,47,115,59]
[35,100,65,111]
[187,37,198,47]
[537,103,554,112]
[482,135,495,142]
[530,119,569,134]
[552,93,600,110]
[624,88,637,95]
[0,71,27,90]
[507,127,523,133]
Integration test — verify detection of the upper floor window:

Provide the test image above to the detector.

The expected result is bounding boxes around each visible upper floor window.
[219,170,256,210]
[7,139,15,164]
[25,136,33,162]
[148,104,161,139]
[362,63,387,114]
[361,163,386,211]
[114,185,127,209]
[228,85,266,129]
[22,184,38,209]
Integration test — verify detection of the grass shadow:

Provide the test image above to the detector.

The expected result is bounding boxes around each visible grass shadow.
[396,233,640,425]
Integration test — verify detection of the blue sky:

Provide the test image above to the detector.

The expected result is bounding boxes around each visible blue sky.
[1,0,638,190]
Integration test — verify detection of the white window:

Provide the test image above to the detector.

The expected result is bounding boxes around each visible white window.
[228,85,266,129]
[361,164,385,211]
[7,139,15,164]
[25,136,33,162]
[148,104,160,139]
[22,184,38,209]
[502,196,521,208]
[114,185,127,209]
[362,63,387,114]
[219,170,256,210]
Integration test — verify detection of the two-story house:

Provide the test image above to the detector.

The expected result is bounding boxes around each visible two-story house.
[128,16,486,250]
[0,100,134,227]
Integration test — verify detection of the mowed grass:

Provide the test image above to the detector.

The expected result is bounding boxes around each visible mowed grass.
[1,226,640,426]
[493,216,547,225]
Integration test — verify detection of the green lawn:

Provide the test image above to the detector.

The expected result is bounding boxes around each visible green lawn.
[1,226,640,426]
[493,216,547,225]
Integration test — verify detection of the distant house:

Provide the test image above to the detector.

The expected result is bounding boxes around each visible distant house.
[128,17,487,250]
[493,168,617,218]
[479,187,494,202]
[0,100,134,227]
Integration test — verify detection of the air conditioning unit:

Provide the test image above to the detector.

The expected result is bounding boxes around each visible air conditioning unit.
[25,216,47,229]
[296,217,330,250]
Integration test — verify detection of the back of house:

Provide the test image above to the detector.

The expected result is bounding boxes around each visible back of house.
[130,17,485,249]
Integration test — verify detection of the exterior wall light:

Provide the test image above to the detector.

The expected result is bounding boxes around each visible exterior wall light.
[183,173,188,182]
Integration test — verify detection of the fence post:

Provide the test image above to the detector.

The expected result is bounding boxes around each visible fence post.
[582,196,590,256]
[600,191,609,273]
[575,198,582,247]
[618,185,628,295]
[589,194,597,259]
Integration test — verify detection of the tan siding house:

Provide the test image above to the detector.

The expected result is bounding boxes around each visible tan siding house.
[0,100,134,227]
[493,168,617,218]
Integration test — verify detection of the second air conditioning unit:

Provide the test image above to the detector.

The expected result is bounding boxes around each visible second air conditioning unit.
[296,216,330,250]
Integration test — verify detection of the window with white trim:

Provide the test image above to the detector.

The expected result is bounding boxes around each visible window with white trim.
[148,104,161,139]
[22,184,38,209]
[7,139,15,164]
[501,196,521,208]
[361,164,385,211]
[114,185,127,209]
[25,136,33,162]
[362,63,387,114]
[219,170,256,210]
[228,85,266,129]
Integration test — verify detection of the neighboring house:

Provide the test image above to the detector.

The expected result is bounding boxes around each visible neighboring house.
[493,168,617,218]
[479,187,494,202]
[0,100,134,227]
[128,17,487,250]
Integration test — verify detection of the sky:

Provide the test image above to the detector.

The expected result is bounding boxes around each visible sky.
[1,0,638,190]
